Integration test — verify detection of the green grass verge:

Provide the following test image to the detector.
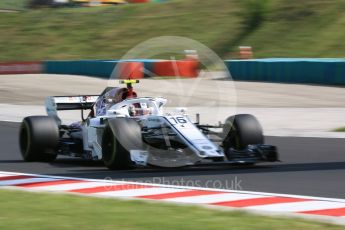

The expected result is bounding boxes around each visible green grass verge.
[0,0,27,10]
[1,0,345,61]
[332,127,345,132]
[0,189,343,230]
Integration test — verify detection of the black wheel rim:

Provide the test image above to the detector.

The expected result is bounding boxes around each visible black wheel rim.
[103,128,116,164]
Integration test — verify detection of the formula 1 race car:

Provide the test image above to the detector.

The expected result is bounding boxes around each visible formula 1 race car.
[19,80,278,169]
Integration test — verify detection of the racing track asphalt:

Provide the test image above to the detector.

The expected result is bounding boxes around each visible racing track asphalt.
[1,121,345,199]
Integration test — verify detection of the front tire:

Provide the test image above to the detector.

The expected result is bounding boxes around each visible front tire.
[102,118,143,170]
[222,114,264,153]
[19,116,59,162]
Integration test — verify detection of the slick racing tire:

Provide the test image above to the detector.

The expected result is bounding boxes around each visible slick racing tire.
[222,114,264,152]
[19,116,59,162]
[102,118,143,170]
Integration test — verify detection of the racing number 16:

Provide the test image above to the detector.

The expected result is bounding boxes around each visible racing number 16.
[169,116,187,124]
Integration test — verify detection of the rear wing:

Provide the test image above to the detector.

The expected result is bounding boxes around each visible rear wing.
[45,95,99,123]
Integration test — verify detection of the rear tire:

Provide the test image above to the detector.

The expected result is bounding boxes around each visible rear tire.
[223,114,264,153]
[19,116,59,162]
[102,118,143,170]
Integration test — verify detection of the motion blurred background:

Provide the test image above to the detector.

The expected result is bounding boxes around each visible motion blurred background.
[1,0,345,61]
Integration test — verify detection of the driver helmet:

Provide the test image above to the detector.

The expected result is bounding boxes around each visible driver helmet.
[128,102,152,116]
